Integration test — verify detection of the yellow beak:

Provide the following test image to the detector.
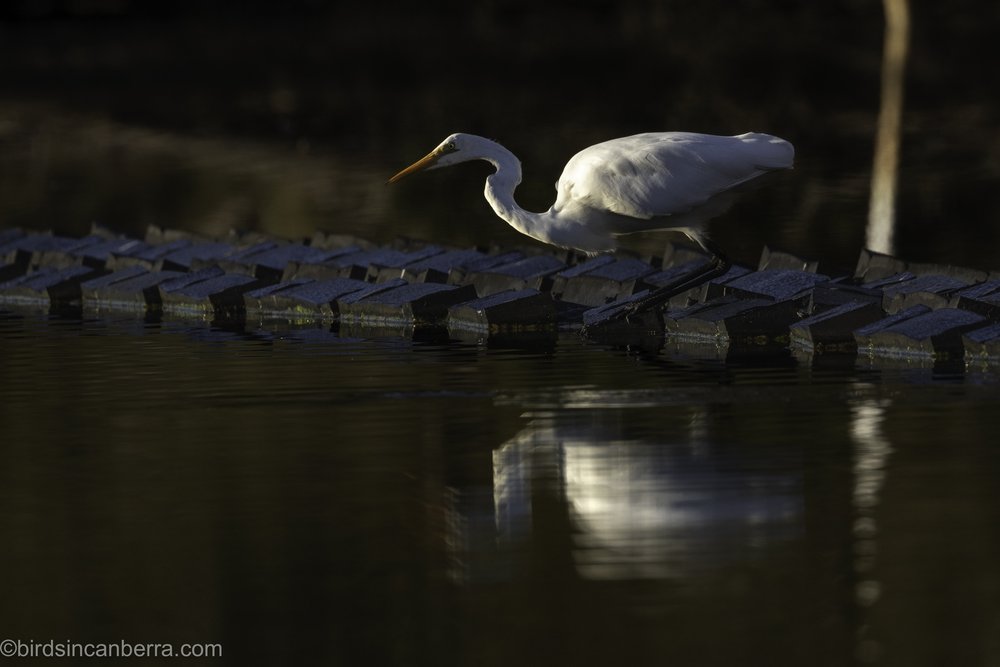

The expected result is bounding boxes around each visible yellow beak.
[387,148,442,184]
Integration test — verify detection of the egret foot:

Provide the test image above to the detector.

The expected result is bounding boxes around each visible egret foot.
[613,248,732,323]
[600,238,733,322]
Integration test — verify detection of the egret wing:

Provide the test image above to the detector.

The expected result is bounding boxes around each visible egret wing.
[553,132,793,221]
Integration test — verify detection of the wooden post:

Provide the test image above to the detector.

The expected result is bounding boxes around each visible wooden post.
[866,0,910,255]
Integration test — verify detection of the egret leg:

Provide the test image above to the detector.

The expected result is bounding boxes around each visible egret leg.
[613,240,732,321]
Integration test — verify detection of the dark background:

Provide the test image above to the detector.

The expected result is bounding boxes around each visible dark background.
[1,0,999,268]
[3,5,1000,666]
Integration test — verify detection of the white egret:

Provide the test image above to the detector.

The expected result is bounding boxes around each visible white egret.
[389,131,794,317]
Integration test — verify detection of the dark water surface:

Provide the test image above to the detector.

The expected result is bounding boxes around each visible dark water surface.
[1,310,999,666]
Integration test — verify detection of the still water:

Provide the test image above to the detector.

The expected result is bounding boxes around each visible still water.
[1,309,999,666]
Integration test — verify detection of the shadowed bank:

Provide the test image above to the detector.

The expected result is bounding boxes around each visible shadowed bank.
[2,1,1000,268]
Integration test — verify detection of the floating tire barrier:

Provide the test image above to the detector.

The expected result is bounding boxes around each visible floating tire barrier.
[2,225,999,366]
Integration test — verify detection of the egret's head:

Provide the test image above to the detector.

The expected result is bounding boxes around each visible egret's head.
[387,133,475,184]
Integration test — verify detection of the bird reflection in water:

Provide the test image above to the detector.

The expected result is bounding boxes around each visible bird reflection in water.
[453,409,803,583]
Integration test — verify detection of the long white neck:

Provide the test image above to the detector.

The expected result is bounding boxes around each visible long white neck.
[472,138,550,242]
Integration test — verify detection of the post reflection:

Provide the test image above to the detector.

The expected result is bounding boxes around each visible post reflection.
[462,406,803,583]
[849,390,894,663]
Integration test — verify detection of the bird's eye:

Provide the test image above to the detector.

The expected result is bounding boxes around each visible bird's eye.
[445,142,457,152]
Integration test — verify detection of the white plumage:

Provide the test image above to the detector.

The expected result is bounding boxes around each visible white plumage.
[389,131,794,254]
